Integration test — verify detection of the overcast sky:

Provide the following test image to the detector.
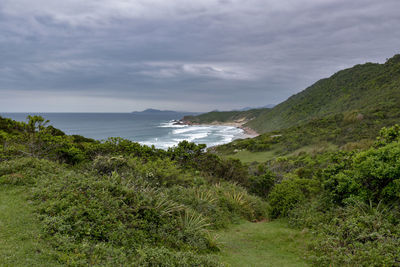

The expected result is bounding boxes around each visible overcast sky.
[1,0,399,112]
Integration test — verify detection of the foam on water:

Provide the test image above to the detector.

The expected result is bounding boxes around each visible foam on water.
[140,120,245,149]
[158,121,187,128]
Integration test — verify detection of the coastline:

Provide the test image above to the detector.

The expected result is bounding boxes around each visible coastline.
[176,120,259,138]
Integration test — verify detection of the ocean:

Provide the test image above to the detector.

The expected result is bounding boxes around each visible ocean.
[0,113,245,149]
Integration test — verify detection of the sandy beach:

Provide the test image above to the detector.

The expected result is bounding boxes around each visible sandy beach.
[179,120,259,138]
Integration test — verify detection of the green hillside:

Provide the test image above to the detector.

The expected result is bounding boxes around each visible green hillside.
[215,104,400,162]
[186,55,400,133]
[183,108,265,124]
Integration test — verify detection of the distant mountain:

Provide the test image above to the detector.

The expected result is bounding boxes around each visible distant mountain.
[185,54,400,134]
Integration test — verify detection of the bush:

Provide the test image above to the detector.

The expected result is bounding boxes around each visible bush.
[135,246,224,267]
[375,124,400,147]
[168,183,268,229]
[248,170,276,198]
[127,157,196,187]
[92,155,128,174]
[323,141,400,205]
[57,146,86,165]
[291,201,400,266]
[0,157,62,186]
[268,178,320,218]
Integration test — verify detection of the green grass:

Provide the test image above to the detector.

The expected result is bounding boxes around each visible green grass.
[287,143,338,157]
[223,150,277,163]
[0,185,59,266]
[217,220,310,267]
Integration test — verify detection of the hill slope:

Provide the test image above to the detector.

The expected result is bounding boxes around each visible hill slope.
[185,54,400,133]
[182,109,266,125]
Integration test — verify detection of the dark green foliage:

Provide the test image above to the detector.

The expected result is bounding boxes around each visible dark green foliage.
[169,146,251,186]
[323,127,400,205]
[248,170,276,198]
[85,137,163,160]
[268,178,320,218]
[45,125,66,136]
[168,140,206,165]
[375,124,400,147]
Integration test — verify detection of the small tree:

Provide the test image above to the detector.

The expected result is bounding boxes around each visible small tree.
[24,115,50,156]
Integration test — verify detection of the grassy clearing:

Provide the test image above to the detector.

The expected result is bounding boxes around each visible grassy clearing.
[217,220,310,267]
[0,185,59,266]
[223,150,277,163]
[288,143,338,157]
[221,142,338,164]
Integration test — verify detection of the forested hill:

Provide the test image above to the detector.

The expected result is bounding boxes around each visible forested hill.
[185,54,400,133]
[182,108,265,125]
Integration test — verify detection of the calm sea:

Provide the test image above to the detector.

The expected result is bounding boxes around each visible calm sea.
[0,113,245,149]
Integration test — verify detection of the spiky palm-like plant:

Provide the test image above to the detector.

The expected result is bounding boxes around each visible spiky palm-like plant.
[224,190,247,207]
[194,188,217,204]
[154,195,186,216]
[181,209,211,233]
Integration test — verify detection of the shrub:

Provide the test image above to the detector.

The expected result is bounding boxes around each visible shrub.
[375,124,400,147]
[0,157,62,185]
[127,157,196,187]
[301,201,400,266]
[268,178,320,218]
[135,246,224,267]
[57,146,86,165]
[323,141,400,205]
[92,155,128,174]
[248,170,276,198]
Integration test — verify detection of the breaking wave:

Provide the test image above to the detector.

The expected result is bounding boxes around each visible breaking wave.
[140,120,245,149]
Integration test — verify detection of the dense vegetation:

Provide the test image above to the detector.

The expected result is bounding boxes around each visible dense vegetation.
[2,117,400,266]
[277,126,400,266]
[182,108,265,125]
[0,115,268,266]
[215,103,400,158]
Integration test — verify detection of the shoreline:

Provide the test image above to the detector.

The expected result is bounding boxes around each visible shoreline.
[175,120,259,138]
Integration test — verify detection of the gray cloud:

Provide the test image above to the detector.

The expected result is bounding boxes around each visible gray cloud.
[1,0,400,112]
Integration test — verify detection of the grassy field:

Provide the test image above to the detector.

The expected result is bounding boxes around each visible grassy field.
[218,220,310,267]
[0,185,59,266]
[221,142,338,164]
[223,150,277,163]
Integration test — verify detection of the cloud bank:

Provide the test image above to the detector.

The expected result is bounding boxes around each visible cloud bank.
[1,0,399,112]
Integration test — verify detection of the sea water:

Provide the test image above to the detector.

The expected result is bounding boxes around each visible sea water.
[1,113,245,149]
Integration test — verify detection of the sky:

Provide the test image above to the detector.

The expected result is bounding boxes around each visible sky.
[1,0,400,112]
